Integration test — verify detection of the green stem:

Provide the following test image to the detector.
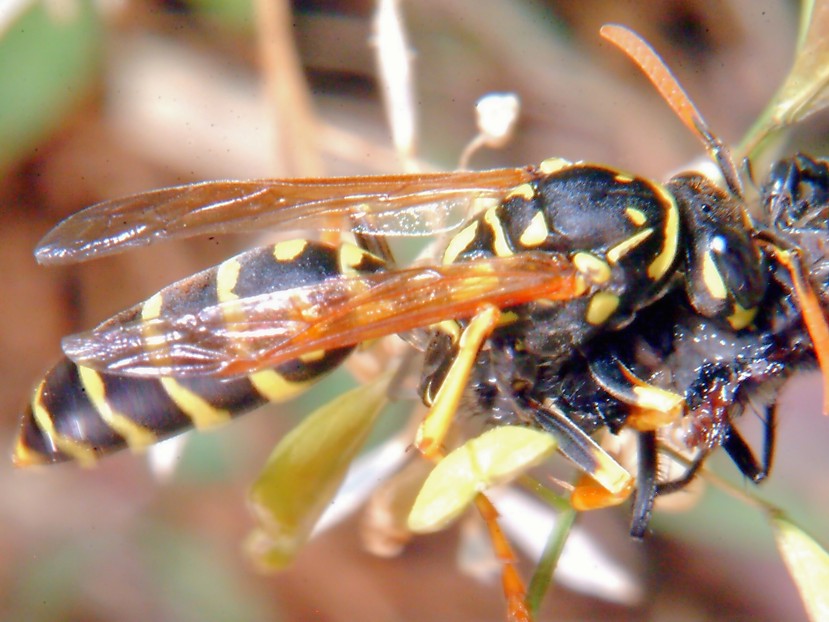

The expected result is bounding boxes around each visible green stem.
[525,506,578,617]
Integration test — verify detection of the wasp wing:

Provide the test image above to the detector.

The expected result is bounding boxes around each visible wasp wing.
[36,169,532,265]
[62,253,585,378]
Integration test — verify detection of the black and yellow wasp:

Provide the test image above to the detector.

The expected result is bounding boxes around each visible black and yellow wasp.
[528,151,829,536]
[14,22,829,617]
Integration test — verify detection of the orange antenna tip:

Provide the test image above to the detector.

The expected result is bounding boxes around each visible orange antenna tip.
[600,24,743,198]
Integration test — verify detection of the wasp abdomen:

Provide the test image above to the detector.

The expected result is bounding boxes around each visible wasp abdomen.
[15,347,355,466]
[15,240,385,466]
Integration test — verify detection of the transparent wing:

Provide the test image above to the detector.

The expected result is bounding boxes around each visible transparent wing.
[62,253,585,378]
[36,169,533,265]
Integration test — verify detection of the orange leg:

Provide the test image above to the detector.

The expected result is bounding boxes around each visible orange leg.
[570,471,634,511]
[474,494,531,622]
[769,247,829,415]
[413,304,533,618]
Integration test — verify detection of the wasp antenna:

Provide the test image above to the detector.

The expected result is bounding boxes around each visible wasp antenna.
[600,24,744,199]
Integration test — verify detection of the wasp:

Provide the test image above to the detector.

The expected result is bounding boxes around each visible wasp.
[14,23,829,620]
[523,152,829,535]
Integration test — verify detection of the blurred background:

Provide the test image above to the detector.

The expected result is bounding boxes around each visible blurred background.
[1,0,827,620]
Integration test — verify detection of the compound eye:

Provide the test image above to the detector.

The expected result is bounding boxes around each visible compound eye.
[670,174,768,329]
[684,221,767,329]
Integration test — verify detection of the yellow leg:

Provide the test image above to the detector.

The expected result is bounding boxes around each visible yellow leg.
[590,355,684,431]
[412,304,529,617]
[415,304,500,458]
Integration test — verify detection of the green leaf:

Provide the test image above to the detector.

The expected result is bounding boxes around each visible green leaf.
[771,513,829,622]
[739,0,829,159]
[408,426,557,534]
[0,0,102,172]
[190,0,255,31]
[245,372,391,570]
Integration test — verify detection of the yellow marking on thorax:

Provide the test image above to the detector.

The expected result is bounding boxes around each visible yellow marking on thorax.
[647,189,680,281]
[30,380,97,466]
[518,211,549,247]
[614,172,634,183]
[483,207,513,257]
[77,366,158,449]
[273,239,308,262]
[538,157,572,175]
[574,274,589,297]
[160,377,231,429]
[497,310,520,327]
[606,228,653,264]
[701,252,727,300]
[531,297,560,309]
[624,207,647,226]
[443,221,479,265]
[249,369,311,402]
[468,196,501,219]
[505,183,535,201]
[573,252,611,284]
[585,291,620,325]
[727,303,757,330]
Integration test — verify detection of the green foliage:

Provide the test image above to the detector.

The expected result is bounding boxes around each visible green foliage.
[772,513,829,622]
[739,0,829,159]
[0,1,102,172]
[245,372,391,570]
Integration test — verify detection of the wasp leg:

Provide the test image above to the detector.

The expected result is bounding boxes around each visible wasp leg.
[415,305,501,458]
[655,456,707,496]
[521,393,633,511]
[524,395,633,507]
[658,402,776,498]
[767,246,829,415]
[630,431,657,539]
[474,494,531,622]
[760,402,777,480]
[723,402,776,483]
[584,351,687,535]
[588,353,684,431]
[414,307,528,619]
